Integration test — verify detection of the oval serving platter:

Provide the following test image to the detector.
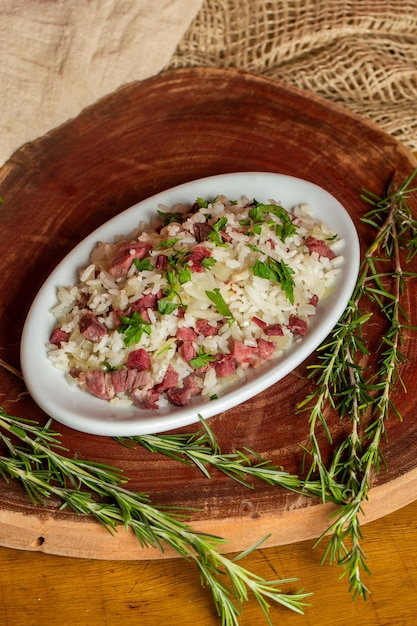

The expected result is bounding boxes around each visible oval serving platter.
[20,171,359,437]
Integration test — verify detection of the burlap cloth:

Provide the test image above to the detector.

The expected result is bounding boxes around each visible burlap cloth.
[1,0,416,167]
[0,0,203,166]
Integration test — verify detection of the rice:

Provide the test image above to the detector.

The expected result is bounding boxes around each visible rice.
[47,193,343,410]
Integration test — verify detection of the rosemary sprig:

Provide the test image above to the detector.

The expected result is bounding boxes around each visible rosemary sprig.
[117,416,326,498]
[0,407,310,624]
[0,357,24,381]
[298,168,417,599]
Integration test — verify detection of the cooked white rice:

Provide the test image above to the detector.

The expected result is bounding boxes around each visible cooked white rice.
[47,193,343,409]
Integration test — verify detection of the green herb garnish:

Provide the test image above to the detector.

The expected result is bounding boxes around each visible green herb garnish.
[201,256,217,269]
[189,347,217,369]
[196,197,209,208]
[251,201,298,242]
[157,238,181,249]
[157,210,186,225]
[158,298,181,315]
[297,168,417,599]
[117,311,152,346]
[205,287,234,323]
[158,266,187,314]
[133,257,154,271]
[252,258,295,304]
[178,265,191,284]
[207,216,229,246]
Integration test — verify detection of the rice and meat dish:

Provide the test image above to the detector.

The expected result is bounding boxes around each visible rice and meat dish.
[47,193,342,410]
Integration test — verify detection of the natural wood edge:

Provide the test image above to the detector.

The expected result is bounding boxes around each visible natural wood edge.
[1,68,417,562]
[1,465,417,561]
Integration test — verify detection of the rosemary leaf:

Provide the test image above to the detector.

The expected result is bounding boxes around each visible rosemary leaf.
[0,408,310,622]
[298,167,417,599]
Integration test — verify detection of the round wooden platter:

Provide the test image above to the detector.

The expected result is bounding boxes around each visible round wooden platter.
[1,67,417,560]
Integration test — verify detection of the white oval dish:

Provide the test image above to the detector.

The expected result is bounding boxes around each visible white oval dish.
[21,172,360,436]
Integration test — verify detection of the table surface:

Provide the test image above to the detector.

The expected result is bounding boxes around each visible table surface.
[1,498,416,626]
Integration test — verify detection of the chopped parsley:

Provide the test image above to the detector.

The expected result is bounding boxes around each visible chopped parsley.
[207,216,229,246]
[158,299,181,315]
[201,256,217,269]
[189,346,217,369]
[196,195,218,209]
[133,257,153,271]
[251,257,295,304]
[178,265,191,284]
[117,311,152,346]
[205,288,234,323]
[196,197,210,208]
[157,210,187,226]
[157,238,181,249]
[158,266,188,314]
[250,201,298,242]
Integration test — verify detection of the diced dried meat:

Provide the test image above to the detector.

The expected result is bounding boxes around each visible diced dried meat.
[214,353,236,377]
[131,387,160,410]
[178,341,198,362]
[155,254,169,270]
[252,316,267,330]
[127,369,152,389]
[126,348,151,370]
[78,370,109,400]
[257,338,275,360]
[112,368,152,392]
[111,310,124,326]
[78,367,152,400]
[166,386,193,406]
[195,319,218,336]
[193,222,213,242]
[167,374,201,406]
[220,230,232,243]
[176,326,198,342]
[130,292,158,313]
[155,365,179,392]
[109,241,152,279]
[230,341,256,366]
[165,372,201,407]
[111,369,129,394]
[79,311,107,342]
[183,373,202,395]
[188,245,211,272]
[49,328,70,346]
[287,314,308,336]
[304,236,336,260]
[264,323,284,336]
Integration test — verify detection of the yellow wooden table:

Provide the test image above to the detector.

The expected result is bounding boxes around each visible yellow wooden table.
[1,498,416,626]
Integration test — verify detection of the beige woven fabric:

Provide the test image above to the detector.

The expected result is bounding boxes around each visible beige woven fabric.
[167,0,417,154]
[0,0,203,166]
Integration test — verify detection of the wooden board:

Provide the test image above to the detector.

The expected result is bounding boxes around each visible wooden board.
[0,67,417,560]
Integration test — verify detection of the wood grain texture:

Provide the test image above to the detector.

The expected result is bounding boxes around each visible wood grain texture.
[2,499,417,625]
[0,67,417,558]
